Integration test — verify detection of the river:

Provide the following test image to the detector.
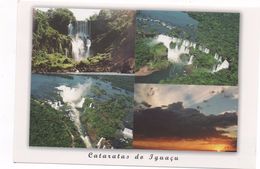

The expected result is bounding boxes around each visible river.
[31,73,134,148]
[136,11,199,84]
[135,63,184,83]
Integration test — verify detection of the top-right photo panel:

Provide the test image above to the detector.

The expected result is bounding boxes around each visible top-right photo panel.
[135,11,240,86]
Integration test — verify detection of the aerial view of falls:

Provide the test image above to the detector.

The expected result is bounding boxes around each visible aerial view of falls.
[30,74,134,148]
[68,20,92,61]
[135,11,238,85]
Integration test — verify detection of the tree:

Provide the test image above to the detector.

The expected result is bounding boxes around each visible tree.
[47,8,76,35]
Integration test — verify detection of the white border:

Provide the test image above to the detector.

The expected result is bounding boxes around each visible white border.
[14,0,260,169]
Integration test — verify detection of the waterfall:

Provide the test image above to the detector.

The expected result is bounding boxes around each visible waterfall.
[155,34,189,62]
[204,48,210,54]
[56,82,93,148]
[68,20,91,61]
[154,34,230,72]
[187,55,194,65]
[218,56,222,62]
[86,38,91,58]
[212,60,229,73]
[65,48,68,57]
[214,53,219,60]
[71,35,86,61]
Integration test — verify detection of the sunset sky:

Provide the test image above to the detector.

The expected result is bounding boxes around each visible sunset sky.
[134,84,238,152]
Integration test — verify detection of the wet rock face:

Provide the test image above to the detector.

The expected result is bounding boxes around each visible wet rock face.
[90,10,135,73]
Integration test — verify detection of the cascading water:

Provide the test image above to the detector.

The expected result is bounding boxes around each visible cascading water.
[68,21,92,61]
[86,38,91,58]
[212,60,229,73]
[155,34,190,62]
[187,55,194,65]
[56,82,93,148]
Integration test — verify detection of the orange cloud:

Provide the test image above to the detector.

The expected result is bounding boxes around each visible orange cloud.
[133,137,237,152]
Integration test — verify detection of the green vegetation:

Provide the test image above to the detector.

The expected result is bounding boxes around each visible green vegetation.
[162,12,239,85]
[32,9,72,57]
[81,53,112,65]
[161,68,237,86]
[32,9,135,73]
[32,9,74,72]
[32,51,113,72]
[135,38,171,71]
[179,53,190,63]
[170,41,177,49]
[32,52,75,72]
[187,12,239,85]
[88,10,135,73]
[189,48,218,69]
[168,27,182,38]
[47,8,76,35]
[188,12,239,61]
[80,95,133,145]
[29,99,85,147]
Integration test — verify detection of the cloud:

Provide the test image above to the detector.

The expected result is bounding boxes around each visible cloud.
[134,102,237,139]
[216,125,237,138]
[134,84,238,115]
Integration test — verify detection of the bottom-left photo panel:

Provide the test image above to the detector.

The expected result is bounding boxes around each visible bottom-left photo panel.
[29,74,134,149]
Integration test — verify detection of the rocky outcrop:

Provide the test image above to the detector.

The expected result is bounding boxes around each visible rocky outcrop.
[90,10,135,73]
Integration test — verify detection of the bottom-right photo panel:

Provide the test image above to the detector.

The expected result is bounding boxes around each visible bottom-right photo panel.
[133,84,238,152]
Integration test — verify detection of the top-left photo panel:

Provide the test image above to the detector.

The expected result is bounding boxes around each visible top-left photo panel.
[32,8,136,73]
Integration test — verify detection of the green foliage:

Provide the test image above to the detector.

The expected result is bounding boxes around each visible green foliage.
[29,99,85,147]
[135,38,152,70]
[33,9,134,73]
[179,53,190,63]
[151,43,168,59]
[147,60,171,70]
[73,53,113,72]
[91,10,135,73]
[32,9,77,72]
[188,12,239,59]
[135,38,170,71]
[167,27,182,38]
[161,68,237,86]
[32,52,75,71]
[47,8,76,35]
[161,12,239,86]
[170,41,176,49]
[32,9,73,64]
[81,53,112,65]
[188,12,239,85]
[80,95,133,142]
[33,9,49,34]
[192,52,217,70]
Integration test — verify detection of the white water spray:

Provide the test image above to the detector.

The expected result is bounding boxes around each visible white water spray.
[68,21,92,61]
[155,34,191,62]
[212,60,230,73]
[187,55,194,65]
[56,81,93,148]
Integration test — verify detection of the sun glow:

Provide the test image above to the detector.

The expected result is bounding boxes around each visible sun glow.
[213,144,227,152]
[133,137,237,152]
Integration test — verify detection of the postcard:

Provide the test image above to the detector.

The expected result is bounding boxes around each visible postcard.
[14,0,259,169]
